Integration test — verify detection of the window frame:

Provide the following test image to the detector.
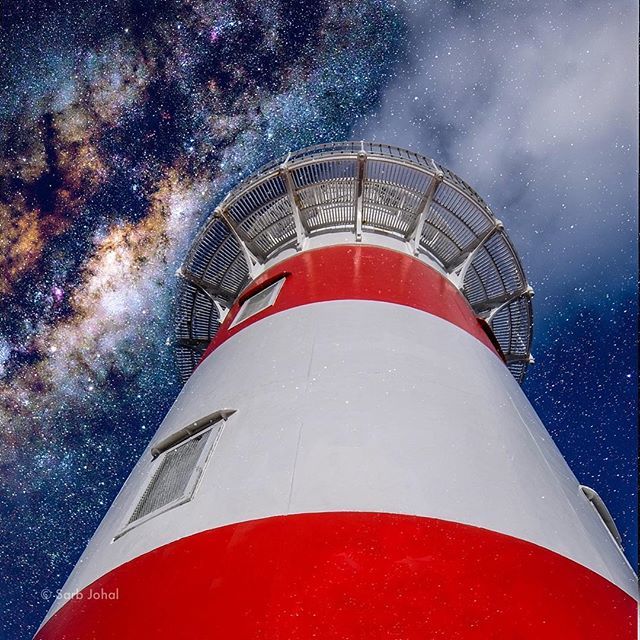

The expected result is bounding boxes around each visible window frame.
[230,276,286,328]
[114,410,234,539]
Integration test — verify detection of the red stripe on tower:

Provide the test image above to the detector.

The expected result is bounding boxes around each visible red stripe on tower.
[200,244,502,362]
[35,513,636,639]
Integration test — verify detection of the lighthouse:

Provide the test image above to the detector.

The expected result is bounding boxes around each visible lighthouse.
[36,142,636,638]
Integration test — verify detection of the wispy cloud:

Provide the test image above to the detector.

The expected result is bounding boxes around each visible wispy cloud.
[358,1,638,309]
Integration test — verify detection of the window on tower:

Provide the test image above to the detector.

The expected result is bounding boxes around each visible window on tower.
[129,430,212,523]
[230,276,286,328]
[115,410,234,538]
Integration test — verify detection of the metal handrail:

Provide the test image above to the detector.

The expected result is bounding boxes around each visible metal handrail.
[174,142,534,384]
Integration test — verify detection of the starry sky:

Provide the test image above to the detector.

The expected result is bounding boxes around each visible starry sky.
[0,1,636,637]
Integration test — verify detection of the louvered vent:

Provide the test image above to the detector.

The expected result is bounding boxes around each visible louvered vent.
[129,431,211,524]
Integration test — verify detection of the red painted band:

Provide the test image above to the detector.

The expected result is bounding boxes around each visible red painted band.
[201,245,501,364]
[36,512,636,639]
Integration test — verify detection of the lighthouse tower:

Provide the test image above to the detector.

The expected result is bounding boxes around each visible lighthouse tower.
[36,142,636,638]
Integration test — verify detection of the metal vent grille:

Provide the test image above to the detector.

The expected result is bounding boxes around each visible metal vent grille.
[175,141,534,384]
[129,431,210,524]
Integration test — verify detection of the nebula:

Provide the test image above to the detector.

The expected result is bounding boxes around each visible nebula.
[0,1,403,635]
[2,1,636,637]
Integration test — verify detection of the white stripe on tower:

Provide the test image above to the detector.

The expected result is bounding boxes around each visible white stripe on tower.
[36,243,637,639]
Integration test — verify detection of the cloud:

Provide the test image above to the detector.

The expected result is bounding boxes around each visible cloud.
[357,1,638,309]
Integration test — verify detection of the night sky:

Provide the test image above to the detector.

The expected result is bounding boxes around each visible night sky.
[0,1,637,638]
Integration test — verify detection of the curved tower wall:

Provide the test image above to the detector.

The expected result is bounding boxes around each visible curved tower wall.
[35,146,637,639]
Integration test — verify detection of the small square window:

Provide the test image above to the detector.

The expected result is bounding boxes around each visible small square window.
[230,277,285,327]
[117,414,229,538]
[128,431,211,524]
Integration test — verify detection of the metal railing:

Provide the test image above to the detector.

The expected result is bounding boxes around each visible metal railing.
[175,142,534,384]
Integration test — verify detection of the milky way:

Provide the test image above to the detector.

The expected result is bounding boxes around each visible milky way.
[0,1,636,638]
[0,2,403,635]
